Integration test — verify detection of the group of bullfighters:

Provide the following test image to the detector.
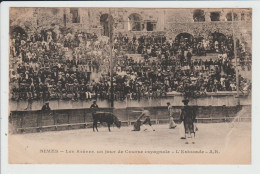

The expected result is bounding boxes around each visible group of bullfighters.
[90,99,197,144]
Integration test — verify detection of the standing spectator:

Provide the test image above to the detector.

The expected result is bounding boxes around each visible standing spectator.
[90,100,99,114]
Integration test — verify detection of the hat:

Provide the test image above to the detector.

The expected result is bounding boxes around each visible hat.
[182,99,189,104]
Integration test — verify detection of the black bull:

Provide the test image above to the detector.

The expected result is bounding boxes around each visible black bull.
[92,112,121,132]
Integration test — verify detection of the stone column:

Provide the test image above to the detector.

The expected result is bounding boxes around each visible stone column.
[143,21,147,31]
[205,10,211,22]
[236,13,241,21]
[220,10,226,21]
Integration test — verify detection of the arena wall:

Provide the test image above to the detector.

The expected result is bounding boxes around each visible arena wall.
[10,8,251,42]
[9,94,251,111]
[9,104,251,134]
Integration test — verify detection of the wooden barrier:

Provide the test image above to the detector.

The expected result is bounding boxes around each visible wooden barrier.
[10,105,250,134]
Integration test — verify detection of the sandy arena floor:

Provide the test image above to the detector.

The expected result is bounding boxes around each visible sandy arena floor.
[8,122,251,164]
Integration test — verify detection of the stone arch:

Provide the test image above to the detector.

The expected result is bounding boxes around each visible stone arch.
[208,32,228,53]
[210,32,227,43]
[175,33,194,44]
[193,9,205,22]
[128,13,143,31]
[210,11,221,21]
[226,12,238,21]
[10,25,27,39]
[100,13,114,37]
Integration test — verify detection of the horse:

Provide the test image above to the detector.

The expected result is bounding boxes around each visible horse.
[92,112,121,132]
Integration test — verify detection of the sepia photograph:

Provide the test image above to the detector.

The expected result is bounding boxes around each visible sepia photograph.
[7,6,252,164]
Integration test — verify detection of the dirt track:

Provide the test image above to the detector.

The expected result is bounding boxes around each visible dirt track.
[9,122,251,164]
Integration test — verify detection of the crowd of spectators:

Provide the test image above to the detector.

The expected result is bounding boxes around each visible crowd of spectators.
[114,32,250,60]
[9,27,251,102]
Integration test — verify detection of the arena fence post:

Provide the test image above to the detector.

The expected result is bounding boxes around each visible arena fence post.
[84,109,87,128]
[127,108,130,126]
[155,107,158,124]
[67,110,70,129]
[209,105,212,123]
[226,105,230,122]
[53,110,57,131]
[36,112,42,132]
[20,112,24,133]
[222,105,227,122]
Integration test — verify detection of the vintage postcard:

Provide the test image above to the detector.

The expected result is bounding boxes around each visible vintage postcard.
[7,6,252,164]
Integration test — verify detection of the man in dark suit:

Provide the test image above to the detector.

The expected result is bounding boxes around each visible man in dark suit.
[180,99,197,144]
[186,51,192,64]
[41,101,51,111]
[90,101,99,114]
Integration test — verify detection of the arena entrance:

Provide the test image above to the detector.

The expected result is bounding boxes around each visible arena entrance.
[100,14,114,37]
[209,32,227,53]
[10,26,27,39]
[128,13,143,31]
[175,33,194,44]
[211,32,226,43]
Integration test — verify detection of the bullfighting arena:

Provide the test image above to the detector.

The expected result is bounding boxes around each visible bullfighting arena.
[9,121,251,164]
